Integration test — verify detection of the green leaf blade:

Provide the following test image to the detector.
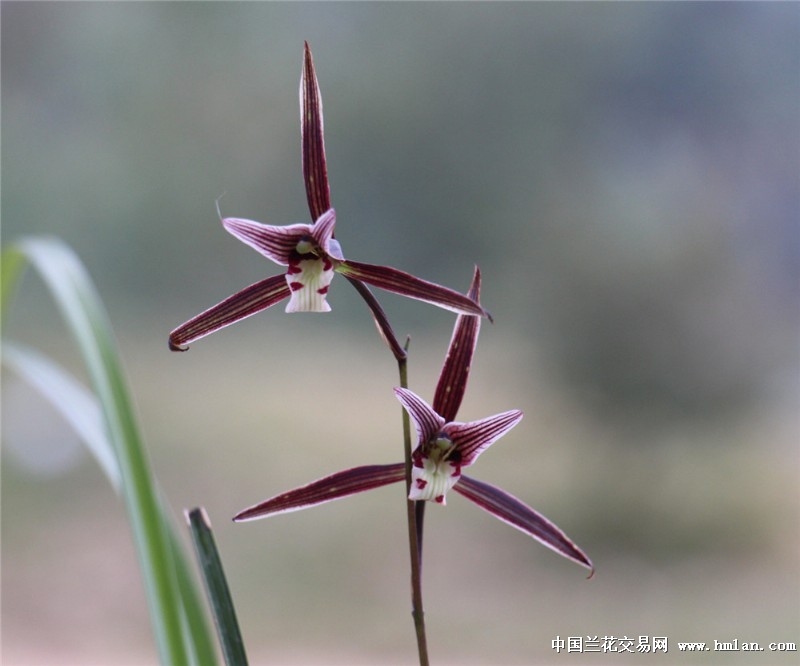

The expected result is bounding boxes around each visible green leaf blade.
[187,508,248,666]
[5,236,216,665]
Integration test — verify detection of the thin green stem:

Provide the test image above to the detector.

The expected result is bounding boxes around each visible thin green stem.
[398,345,429,666]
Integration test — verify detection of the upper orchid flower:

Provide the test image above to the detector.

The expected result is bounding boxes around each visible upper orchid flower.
[234,268,593,575]
[169,43,487,352]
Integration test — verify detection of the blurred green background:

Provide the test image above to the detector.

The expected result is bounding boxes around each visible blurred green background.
[2,2,798,665]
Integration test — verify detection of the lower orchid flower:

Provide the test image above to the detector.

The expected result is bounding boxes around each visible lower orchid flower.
[234,269,593,575]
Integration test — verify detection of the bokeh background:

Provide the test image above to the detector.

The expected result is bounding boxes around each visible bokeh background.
[2,2,798,665]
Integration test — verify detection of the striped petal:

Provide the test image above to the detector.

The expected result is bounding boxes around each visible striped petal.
[453,475,594,575]
[301,41,331,221]
[169,274,290,350]
[446,410,523,466]
[393,387,446,446]
[433,266,482,421]
[336,260,490,319]
[309,209,343,260]
[223,218,315,266]
[234,463,405,521]
[223,209,341,268]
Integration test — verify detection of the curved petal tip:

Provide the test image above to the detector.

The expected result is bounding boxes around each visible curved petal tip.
[169,337,188,352]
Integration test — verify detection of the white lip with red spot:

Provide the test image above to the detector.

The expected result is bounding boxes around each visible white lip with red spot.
[277,215,341,313]
[285,253,335,312]
[408,435,461,505]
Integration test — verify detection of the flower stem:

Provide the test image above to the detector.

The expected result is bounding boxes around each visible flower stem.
[398,345,430,666]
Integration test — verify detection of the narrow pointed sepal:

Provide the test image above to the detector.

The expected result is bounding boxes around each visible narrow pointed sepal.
[169,275,291,350]
[446,409,523,466]
[433,266,483,420]
[301,41,331,221]
[453,475,594,575]
[336,260,490,319]
[233,463,406,521]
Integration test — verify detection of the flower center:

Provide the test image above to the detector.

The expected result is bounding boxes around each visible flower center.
[429,435,457,463]
[295,237,317,256]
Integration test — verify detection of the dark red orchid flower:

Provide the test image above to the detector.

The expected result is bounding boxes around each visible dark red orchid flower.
[169,43,487,352]
[234,268,593,575]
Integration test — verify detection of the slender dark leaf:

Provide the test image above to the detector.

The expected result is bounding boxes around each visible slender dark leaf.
[187,508,248,666]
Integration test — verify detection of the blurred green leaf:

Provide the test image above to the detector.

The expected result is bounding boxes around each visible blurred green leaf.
[1,245,26,326]
[3,341,122,490]
[2,237,218,665]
